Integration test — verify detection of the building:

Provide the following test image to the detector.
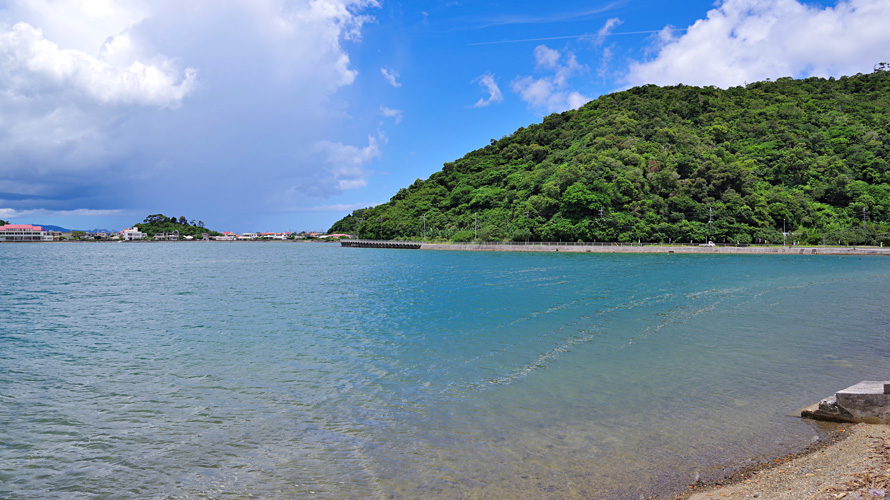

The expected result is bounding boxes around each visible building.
[119,227,145,241]
[0,224,53,242]
[153,231,180,241]
[261,232,288,240]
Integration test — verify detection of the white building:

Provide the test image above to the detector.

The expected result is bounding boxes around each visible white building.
[119,227,145,241]
[0,224,53,242]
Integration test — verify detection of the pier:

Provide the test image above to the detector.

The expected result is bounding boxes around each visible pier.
[340,240,421,249]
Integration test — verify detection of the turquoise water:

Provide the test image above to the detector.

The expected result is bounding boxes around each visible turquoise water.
[2,243,889,499]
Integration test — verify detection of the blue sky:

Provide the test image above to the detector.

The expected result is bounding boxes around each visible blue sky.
[0,0,888,232]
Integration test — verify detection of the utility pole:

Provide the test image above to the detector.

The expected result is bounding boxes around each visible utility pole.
[422,215,426,241]
[782,219,788,248]
[378,217,383,238]
[708,207,712,244]
[863,208,868,230]
[474,213,477,240]
[524,210,532,243]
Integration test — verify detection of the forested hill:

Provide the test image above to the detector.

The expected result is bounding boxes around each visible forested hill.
[330,69,890,245]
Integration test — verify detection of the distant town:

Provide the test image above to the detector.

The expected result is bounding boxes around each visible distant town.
[0,223,351,242]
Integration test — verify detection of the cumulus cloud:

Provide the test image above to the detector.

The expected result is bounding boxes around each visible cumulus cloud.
[533,45,561,69]
[513,45,590,113]
[381,67,402,87]
[0,0,383,222]
[379,105,403,123]
[626,0,890,88]
[473,73,503,107]
[300,135,382,197]
[0,22,197,108]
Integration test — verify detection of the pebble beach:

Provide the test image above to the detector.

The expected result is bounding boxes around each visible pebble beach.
[679,423,890,500]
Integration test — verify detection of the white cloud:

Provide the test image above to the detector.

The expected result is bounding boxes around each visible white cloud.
[566,91,590,110]
[381,67,402,87]
[513,45,590,113]
[626,0,890,88]
[379,105,403,123]
[0,22,197,108]
[595,17,623,46]
[473,73,503,107]
[301,135,382,197]
[598,46,615,79]
[533,45,561,69]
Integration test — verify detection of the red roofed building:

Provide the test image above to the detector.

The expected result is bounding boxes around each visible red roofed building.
[0,224,53,242]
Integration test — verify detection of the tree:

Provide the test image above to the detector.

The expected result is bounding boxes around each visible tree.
[133,214,219,238]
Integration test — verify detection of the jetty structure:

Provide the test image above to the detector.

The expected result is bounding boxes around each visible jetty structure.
[802,381,890,424]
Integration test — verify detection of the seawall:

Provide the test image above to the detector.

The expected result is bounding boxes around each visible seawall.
[341,240,890,256]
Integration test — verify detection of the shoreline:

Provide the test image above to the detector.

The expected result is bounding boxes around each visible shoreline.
[343,239,890,256]
[665,423,890,500]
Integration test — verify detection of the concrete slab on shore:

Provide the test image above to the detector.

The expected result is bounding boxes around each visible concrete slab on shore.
[802,380,890,424]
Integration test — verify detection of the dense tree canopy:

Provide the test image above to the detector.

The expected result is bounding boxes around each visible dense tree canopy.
[134,214,219,238]
[330,69,890,245]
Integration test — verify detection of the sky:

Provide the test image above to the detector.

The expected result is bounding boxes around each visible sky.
[0,0,888,233]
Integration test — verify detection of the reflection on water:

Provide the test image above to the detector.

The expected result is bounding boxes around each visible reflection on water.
[1,244,888,499]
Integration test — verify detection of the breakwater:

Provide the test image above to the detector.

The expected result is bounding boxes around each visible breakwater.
[341,239,890,256]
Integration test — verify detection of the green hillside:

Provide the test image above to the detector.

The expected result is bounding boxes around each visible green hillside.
[134,214,220,238]
[330,68,890,245]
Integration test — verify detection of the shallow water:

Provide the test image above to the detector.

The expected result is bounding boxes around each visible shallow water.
[2,243,888,499]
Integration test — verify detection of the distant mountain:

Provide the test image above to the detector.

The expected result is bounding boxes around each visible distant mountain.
[35,224,72,232]
[30,225,116,233]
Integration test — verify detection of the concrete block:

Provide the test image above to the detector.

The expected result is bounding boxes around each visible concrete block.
[835,381,890,424]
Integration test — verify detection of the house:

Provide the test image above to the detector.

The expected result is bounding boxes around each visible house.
[0,224,53,242]
[119,227,145,241]
[153,231,180,241]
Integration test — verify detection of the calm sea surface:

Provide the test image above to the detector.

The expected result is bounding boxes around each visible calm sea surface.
[2,242,889,499]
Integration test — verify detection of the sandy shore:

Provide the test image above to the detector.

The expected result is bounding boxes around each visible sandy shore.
[670,423,890,500]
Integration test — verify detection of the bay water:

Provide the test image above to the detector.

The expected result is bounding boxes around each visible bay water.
[2,243,889,499]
